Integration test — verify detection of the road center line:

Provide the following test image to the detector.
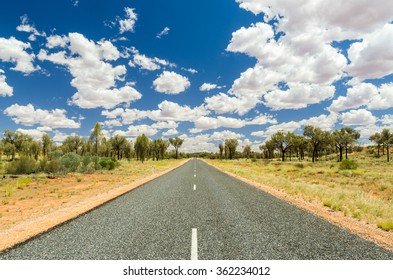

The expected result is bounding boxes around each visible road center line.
[193,184,196,190]
[191,228,198,260]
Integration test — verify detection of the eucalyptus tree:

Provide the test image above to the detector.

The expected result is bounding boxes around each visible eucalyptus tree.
[381,129,393,162]
[62,135,84,154]
[333,128,360,161]
[224,138,238,160]
[89,122,103,157]
[270,131,294,162]
[42,133,53,159]
[303,125,324,162]
[134,134,150,163]
[243,145,252,159]
[369,132,382,157]
[169,137,184,159]
[110,135,127,160]
[218,143,224,160]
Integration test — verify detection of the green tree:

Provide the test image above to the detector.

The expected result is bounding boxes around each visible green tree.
[243,145,252,159]
[224,138,238,160]
[42,133,53,159]
[303,125,324,162]
[218,143,224,160]
[169,137,184,159]
[110,135,127,160]
[89,122,103,157]
[369,132,382,157]
[270,131,294,162]
[134,134,150,163]
[62,135,84,154]
[381,129,393,162]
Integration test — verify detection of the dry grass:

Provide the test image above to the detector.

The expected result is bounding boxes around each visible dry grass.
[206,153,393,232]
[0,159,181,232]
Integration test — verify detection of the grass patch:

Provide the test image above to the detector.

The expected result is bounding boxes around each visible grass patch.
[377,220,393,231]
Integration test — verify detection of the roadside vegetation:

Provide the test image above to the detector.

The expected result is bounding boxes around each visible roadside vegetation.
[0,123,186,231]
[205,125,393,232]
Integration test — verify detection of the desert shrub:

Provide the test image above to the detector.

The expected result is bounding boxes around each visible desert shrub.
[61,152,82,173]
[49,150,63,160]
[40,159,63,174]
[377,220,393,231]
[6,156,37,174]
[339,159,358,170]
[294,163,304,169]
[99,159,116,170]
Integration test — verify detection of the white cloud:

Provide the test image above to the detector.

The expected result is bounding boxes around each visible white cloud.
[235,0,265,15]
[264,83,335,110]
[251,121,302,139]
[348,24,393,80]
[0,70,13,97]
[38,32,142,109]
[120,124,158,137]
[16,127,51,141]
[204,92,260,116]
[380,115,393,125]
[193,116,247,132]
[248,114,278,125]
[329,82,378,112]
[153,71,190,94]
[162,128,178,136]
[4,104,80,129]
[340,109,377,126]
[130,51,175,71]
[150,100,208,122]
[329,82,393,112]
[0,37,38,73]
[368,83,393,110]
[119,7,138,34]
[151,121,178,130]
[46,35,69,49]
[102,119,122,128]
[156,27,170,39]
[181,67,198,74]
[16,15,46,38]
[199,83,223,91]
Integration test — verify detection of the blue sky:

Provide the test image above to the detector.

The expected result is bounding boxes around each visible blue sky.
[1,0,393,153]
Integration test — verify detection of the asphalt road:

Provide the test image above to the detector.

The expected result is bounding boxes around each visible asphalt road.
[1,159,392,259]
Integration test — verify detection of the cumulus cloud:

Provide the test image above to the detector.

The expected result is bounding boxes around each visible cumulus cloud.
[0,37,38,73]
[0,70,13,97]
[38,32,142,109]
[181,67,198,74]
[204,92,260,116]
[4,103,80,128]
[329,82,393,112]
[46,35,69,49]
[150,100,207,122]
[129,49,175,71]
[228,0,393,113]
[17,127,52,141]
[156,27,170,39]
[199,83,223,91]
[119,7,138,34]
[264,83,335,110]
[347,24,393,80]
[16,15,46,39]
[115,125,158,137]
[153,71,190,94]
[340,109,377,126]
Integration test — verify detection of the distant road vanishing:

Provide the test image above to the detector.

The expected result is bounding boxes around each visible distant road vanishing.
[1,159,392,260]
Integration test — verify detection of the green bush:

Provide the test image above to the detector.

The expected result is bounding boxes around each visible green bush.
[6,156,37,174]
[61,152,82,172]
[39,159,63,174]
[99,159,116,170]
[339,159,358,170]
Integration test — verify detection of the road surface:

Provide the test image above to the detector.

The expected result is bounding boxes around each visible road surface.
[1,159,392,259]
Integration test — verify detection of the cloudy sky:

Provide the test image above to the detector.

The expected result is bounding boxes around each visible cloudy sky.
[1,0,393,153]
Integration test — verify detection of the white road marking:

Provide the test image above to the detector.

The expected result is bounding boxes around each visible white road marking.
[194,174,196,177]
[193,184,196,191]
[191,228,198,260]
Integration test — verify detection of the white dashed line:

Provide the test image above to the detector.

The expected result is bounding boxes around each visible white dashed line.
[193,184,196,191]
[191,228,198,260]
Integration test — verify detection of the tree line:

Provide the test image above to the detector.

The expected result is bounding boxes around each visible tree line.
[218,126,393,163]
[0,123,184,175]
